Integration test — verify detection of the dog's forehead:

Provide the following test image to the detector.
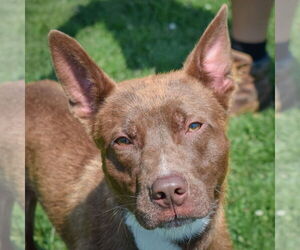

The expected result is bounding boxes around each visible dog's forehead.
[98,73,226,134]
[110,73,219,112]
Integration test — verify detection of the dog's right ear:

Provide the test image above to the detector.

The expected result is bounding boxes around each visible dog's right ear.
[48,30,116,124]
[183,5,233,110]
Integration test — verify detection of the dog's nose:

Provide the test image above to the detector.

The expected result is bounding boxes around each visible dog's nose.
[151,175,188,208]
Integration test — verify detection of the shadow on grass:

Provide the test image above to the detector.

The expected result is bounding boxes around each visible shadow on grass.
[44,0,216,80]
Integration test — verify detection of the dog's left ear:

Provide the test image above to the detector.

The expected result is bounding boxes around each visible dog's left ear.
[183,5,233,109]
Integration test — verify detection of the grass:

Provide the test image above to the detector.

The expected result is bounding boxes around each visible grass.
[24,0,275,249]
[228,110,274,250]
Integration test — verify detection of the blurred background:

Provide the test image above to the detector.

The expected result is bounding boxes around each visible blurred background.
[275,0,300,249]
[0,0,24,82]
[0,0,25,250]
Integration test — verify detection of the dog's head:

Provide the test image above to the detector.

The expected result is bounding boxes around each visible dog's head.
[49,5,232,231]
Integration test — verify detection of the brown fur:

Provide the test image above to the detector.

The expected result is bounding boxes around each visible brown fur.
[26,5,233,250]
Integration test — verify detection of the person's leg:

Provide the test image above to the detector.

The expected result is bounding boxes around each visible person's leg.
[231,0,273,62]
[232,0,273,43]
[230,0,274,112]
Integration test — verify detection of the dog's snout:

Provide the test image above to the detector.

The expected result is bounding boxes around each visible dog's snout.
[151,175,188,208]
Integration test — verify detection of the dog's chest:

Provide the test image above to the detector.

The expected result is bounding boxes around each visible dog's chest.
[125,212,210,250]
[128,228,181,250]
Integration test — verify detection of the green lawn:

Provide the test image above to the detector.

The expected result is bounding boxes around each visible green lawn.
[24,0,275,249]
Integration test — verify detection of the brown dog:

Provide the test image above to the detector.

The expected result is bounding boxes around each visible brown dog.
[26,5,233,250]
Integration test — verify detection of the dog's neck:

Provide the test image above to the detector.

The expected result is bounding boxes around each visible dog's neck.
[125,212,210,250]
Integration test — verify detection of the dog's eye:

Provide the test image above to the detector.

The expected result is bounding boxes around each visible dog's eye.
[188,122,202,132]
[114,137,132,145]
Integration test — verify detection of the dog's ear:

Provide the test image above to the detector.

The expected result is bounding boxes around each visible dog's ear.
[48,30,116,123]
[183,5,233,109]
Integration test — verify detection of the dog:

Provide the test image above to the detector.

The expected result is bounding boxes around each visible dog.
[26,5,233,250]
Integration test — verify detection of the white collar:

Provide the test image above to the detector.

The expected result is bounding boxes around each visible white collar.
[125,212,210,250]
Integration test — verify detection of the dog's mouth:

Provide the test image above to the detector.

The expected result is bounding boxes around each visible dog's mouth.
[130,198,218,230]
[154,201,217,229]
[125,211,212,242]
